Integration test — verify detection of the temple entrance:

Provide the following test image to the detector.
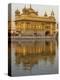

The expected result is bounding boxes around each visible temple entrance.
[45,31,50,36]
[34,32,37,36]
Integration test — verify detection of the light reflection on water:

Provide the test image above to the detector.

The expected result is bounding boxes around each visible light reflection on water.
[9,39,58,76]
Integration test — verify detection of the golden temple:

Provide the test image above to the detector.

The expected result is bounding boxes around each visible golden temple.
[8,4,58,38]
[15,4,57,37]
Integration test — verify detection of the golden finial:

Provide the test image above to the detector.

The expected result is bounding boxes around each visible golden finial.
[51,10,54,16]
[24,4,26,9]
[30,4,32,8]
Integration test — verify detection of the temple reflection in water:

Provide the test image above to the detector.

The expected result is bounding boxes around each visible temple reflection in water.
[10,39,58,75]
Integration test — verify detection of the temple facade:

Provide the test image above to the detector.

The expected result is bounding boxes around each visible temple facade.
[15,4,57,37]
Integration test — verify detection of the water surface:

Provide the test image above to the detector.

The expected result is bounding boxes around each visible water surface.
[9,39,58,76]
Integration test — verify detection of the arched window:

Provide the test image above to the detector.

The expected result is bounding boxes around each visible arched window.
[45,31,50,36]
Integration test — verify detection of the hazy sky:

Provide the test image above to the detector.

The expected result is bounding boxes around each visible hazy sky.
[11,3,58,22]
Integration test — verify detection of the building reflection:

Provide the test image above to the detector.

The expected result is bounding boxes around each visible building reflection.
[12,40,57,70]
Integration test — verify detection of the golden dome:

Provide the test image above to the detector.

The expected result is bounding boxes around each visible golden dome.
[28,4,35,13]
[15,9,20,15]
[22,4,38,15]
[22,5,27,12]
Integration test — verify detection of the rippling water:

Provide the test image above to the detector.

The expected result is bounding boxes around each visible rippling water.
[8,39,58,76]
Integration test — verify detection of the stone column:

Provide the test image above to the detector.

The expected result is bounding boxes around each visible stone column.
[23,22,26,31]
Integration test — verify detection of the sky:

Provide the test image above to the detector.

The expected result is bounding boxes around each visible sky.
[11,3,58,22]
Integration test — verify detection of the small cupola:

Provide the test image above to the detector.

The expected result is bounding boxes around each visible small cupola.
[15,9,20,15]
